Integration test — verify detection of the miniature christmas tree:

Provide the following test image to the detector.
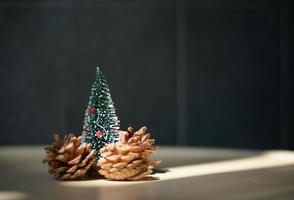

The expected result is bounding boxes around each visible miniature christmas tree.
[82,67,120,159]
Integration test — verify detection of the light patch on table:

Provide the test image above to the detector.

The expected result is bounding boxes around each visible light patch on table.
[0,191,28,200]
[60,150,294,188]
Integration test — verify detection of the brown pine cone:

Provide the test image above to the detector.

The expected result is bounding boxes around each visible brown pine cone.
[98,126,161,181]
[43,134,95,180]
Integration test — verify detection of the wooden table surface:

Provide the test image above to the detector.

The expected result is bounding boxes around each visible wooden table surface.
[0,146,294,200]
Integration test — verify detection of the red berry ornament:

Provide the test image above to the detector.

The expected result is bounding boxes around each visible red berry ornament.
[88,107,95,113]
[95,130,103,138]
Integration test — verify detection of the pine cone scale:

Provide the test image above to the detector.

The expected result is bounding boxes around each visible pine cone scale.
[68,155,82,165]
[112,162,127,168]
[67,165,78,173]
[76,144,86,155]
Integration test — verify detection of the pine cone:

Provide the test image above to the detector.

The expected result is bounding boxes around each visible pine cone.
[43,134,95,180]
[98,126,161,181]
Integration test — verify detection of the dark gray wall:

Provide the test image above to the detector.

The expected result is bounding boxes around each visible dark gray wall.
[0,0,293,149]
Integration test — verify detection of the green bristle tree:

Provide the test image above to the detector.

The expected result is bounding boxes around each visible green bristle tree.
[82,67,120,159]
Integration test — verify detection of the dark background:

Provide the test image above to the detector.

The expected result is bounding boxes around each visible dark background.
[0,0,293,149]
